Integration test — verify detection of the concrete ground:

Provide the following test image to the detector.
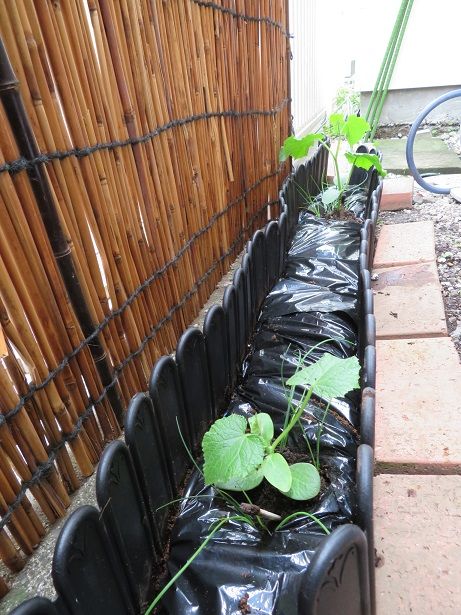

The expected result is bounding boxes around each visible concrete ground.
[376,131,461,175]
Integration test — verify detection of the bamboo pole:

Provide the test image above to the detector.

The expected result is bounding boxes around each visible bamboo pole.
[4,1,127,394]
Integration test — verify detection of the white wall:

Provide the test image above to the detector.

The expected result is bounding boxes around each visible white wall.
[289,0,348,135]
[288,0,461,132]
[289,0,359,135]
[289,0,461,134]
[289,0,322,135]
[353,0,461,92]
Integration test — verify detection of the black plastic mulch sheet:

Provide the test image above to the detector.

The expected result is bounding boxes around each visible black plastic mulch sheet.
[285,257,359,295]
[166,473,326,615]
[163,395,357,614]
[241,312,360,427]
[284,217,361,302]
[291,217,362,260]
[259,277,357,320]
[161,197,364,615]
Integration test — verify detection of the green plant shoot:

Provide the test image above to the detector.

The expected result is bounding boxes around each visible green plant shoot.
[144,515,250,615]
[202,354,360,501]
[279,113,386,215]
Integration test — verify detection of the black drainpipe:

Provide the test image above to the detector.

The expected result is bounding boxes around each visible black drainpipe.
[0,38,124,426]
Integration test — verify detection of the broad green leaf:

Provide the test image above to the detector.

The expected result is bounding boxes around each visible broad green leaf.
[286,354,360,400]
[283,463,321,501]
[202,415,265,486]
[321,185,341,206]
[345,151,387,177]
[249,413,274,446]
[262,453,292,492]
[343,115,370,147]
[279,133,323,162]
[215,466,264,491]
[327,113,346,137]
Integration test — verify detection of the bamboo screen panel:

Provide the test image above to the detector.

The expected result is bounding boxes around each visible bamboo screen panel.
[0,0,290,591]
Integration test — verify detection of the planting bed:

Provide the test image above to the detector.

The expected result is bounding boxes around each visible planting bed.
[9,146,382,615]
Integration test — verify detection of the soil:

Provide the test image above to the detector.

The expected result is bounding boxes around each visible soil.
[378,171,461,358]
[238,592,251,614]
[302,189,364,223]
[325,208,361,223]
[375,124,412,139]
[149,466,195,614]
[375,121,459,140]
[314,396,359,438]
[374,548,385,569]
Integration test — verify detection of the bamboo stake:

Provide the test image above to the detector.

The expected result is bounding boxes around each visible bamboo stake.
[0,530,24,573]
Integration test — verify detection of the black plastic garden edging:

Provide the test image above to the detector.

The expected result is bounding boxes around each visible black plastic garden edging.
[9,143,382,615]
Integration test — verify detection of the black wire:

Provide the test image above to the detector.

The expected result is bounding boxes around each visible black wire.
[0,101,289,174]
[190,0,291,38]
[0,164,284,426]
[0,0,292,540]
[0,197,278,531]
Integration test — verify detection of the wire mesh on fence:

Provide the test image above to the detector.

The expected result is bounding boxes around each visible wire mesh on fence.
[0,0,290,591]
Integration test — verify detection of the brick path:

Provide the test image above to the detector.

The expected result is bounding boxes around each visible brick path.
[374,178,461,614]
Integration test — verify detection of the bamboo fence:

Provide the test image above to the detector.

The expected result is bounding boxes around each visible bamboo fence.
[0,0,290,593]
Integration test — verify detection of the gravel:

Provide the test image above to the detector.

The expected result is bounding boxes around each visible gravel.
[378,182,461,356]
[432,127,461,156]
[376,122,461,153]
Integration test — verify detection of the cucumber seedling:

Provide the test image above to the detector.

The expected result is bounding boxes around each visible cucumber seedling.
[279,113,386,216]
[202,353,360,501]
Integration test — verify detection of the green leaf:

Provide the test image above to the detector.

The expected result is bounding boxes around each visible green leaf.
[343,115,370,147]
[283,463,321,501]
[285,354,360,400]
[279,133,323,162]
[215,466,264,491]
[327,113,346,137]
[262,453,292,492]
[321,186,341,206]
[202,415,265,486]
[345,151,387,177]
[249,413,274,446]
